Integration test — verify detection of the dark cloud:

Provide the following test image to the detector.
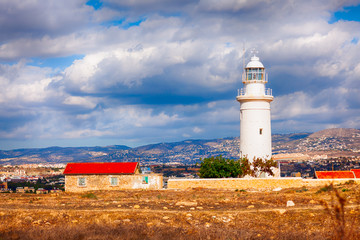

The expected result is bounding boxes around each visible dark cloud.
[103,0,195,14]
[0,0,93,42]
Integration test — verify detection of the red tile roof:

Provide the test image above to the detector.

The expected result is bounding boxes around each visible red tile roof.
[351,169,360,178]
[315,171,355,179]
[63,162,139,175]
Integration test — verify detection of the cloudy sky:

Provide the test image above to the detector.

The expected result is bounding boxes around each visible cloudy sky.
[0,0,360,150]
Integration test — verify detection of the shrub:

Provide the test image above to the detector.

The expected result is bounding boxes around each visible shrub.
[317,185,334,194]
[345,180,355,185]
[241,157,277,177]
[199,155,243,178]
[81,192,97,199]
[319,183,357,240]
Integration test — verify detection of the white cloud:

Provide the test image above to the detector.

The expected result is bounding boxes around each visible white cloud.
[1,0,360,149]
[63,96,97,109]
[193,127,203,133]
[198,0,259,12]
[0,61,55,104]
[272,92,329,120]
[62,129,112,139]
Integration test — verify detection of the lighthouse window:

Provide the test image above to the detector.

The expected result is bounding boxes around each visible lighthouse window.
[247,72,252,80]
[259,128,263,135]
[259,69,264,80]
[246,68,264,81]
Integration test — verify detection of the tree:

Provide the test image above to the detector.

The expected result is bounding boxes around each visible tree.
[199,156,277,178]
[199,155,243,178]
[252,157,277,177]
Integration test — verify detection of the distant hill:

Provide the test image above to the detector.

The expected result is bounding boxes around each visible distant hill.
[0,145,130,165]
[308,128,360,138]
[0,128,359,165]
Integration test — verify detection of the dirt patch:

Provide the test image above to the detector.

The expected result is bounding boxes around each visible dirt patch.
[0,183,360,239]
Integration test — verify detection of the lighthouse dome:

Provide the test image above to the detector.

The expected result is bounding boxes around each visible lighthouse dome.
[246,55,264,68]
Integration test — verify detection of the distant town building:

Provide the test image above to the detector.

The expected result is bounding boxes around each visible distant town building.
[140,166,152,174]
[36,188,48,194]
[290,172,302,178]
[237,51,273,162]
[63,162,163,192]
[16,187,25,193]
[16,186,35,193]
[315,170,358,179]
[0,182,8,192]
[50,188,63,193]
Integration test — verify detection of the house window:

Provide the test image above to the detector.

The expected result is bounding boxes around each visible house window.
[142,176,148,184]
[78,177,86,187]
[110,177,118,186]
[259,128,263,135]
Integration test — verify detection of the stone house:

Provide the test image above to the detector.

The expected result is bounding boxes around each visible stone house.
[63,162,163,192]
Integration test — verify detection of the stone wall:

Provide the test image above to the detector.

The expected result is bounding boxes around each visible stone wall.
[167,178,359,190]
[65,174,163,192]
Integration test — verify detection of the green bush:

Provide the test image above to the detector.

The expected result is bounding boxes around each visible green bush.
[81,192,97,199]
[199,156,243,178]
[317,185,334,194]
[296,188,308,193]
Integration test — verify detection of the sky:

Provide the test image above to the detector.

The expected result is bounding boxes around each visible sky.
[0,0,360,150]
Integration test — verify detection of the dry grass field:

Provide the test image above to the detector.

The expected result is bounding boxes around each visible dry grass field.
[1,181,360,240]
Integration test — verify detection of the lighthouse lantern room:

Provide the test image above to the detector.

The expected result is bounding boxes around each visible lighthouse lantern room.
[236,51,273,162]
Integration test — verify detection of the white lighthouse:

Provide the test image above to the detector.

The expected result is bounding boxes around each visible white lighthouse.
[236,51,273,162]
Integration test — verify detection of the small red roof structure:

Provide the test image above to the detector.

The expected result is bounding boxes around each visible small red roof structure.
[63,162,139,175]
[315,171,355,179]
[351,169,360,178]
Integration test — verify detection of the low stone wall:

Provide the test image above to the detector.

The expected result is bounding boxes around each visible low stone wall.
[65,174,163,192]
[302,179,359,188]
[167,178,359,190]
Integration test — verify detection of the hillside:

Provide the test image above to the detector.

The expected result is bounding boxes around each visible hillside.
[273,128,360,155]
[0,128,359,165]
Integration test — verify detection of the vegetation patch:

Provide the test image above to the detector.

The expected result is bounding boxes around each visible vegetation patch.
[316,185,334,194]
[296,188,308,193]
[81,192,97,199]
[345,180,356,185]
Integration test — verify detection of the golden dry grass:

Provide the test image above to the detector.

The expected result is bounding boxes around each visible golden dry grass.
[1,182,360,240]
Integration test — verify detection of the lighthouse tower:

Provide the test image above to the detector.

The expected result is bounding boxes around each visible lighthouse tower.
[236,52,273,162]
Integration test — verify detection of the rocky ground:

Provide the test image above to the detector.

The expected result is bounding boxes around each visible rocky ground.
[1,182,360,240]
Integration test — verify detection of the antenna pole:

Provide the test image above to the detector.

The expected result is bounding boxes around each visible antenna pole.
[242,43,245,70]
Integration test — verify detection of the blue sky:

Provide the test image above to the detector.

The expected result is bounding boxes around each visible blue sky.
[0,0,360,150]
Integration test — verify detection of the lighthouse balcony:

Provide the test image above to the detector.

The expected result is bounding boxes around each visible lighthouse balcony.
[236,88,273,102]
[237,88,272,97]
